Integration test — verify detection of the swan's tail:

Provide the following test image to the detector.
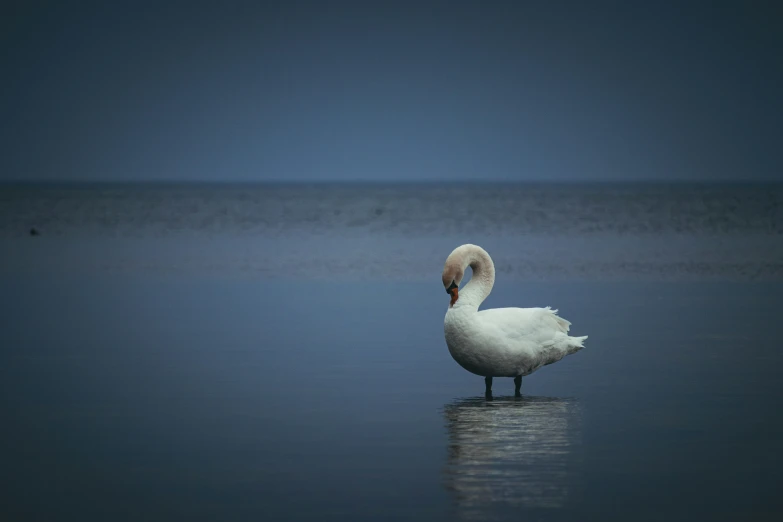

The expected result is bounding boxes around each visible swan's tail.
[566,335,588,355]
[545,307,587,355]
[544,307,572,333]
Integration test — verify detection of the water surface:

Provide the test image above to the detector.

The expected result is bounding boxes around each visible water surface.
[1,184,782,521]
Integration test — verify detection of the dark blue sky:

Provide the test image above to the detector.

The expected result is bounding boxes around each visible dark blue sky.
[2,1,781,182]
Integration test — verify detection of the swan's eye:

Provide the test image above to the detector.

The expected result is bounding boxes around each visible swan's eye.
[446,281,458,294]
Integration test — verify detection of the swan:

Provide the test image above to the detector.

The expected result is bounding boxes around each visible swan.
[442,244,587,396]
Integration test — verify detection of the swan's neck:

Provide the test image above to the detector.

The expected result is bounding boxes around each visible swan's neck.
[458,248,495,310]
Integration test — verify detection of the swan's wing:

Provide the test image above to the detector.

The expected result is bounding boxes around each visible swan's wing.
[477,306,571,343]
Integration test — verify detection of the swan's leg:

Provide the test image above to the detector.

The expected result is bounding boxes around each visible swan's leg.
[514,376,522,397]
[484,376,493,393]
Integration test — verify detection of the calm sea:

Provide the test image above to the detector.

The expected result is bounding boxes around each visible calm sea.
[1,183,782,521]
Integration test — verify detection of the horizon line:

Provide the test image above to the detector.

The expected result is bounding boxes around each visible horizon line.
[2,179,781,186]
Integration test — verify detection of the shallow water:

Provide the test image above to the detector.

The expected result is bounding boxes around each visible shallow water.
[2,275,782,521]
[1,184,782,520]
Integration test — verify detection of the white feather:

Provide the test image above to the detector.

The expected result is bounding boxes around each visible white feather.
[443,245,587,378]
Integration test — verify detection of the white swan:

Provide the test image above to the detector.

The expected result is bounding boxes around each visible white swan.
[442,244,587,395]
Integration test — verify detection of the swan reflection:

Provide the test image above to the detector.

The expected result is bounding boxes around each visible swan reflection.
[443,395,582,518]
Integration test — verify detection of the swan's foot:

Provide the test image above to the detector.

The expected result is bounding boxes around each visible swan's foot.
[484,376,493,394]
[514,375,522,397]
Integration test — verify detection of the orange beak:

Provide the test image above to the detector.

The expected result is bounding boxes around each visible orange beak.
[449,287,459,307]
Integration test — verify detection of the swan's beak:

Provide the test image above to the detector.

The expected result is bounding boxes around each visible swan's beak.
[446,281,459,307]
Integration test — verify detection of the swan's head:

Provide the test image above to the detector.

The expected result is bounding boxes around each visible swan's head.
[442,258,465,307]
